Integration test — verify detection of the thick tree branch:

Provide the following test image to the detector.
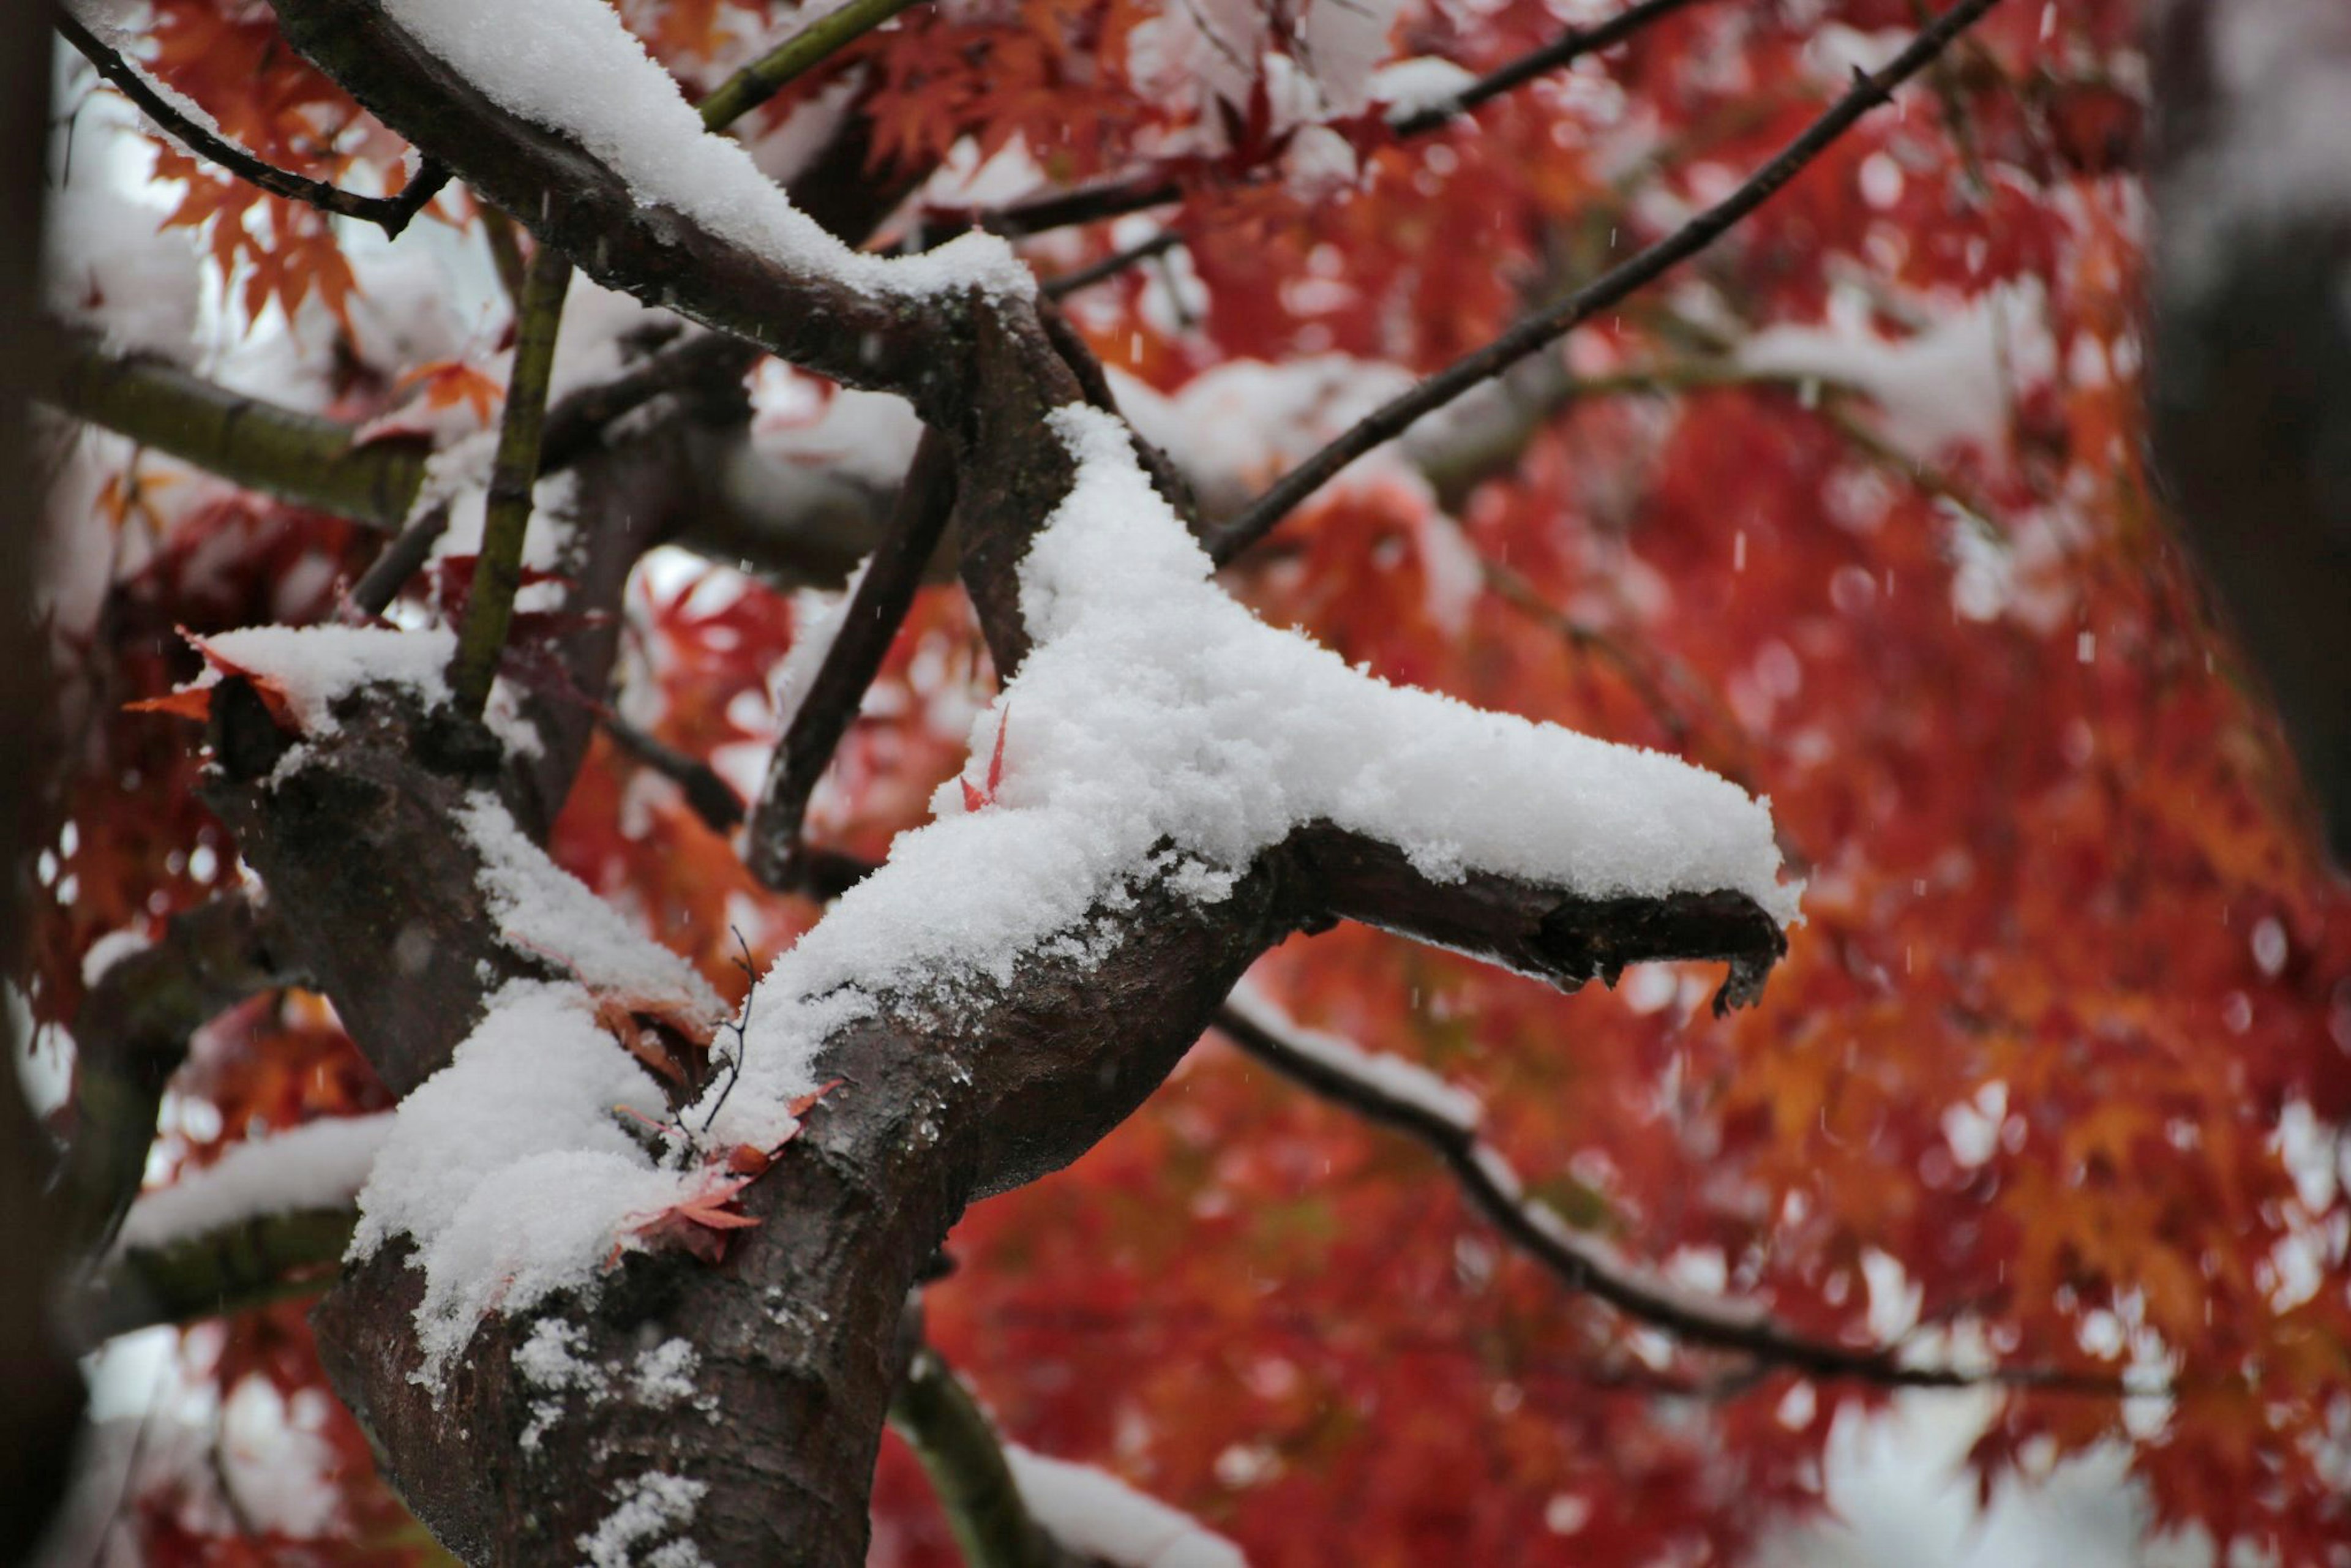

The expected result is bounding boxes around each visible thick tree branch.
[48,333,431,530]
[747,430,958,888]
[1207,0,2007,561]
[451,247,572,717]
[54,9,449,238]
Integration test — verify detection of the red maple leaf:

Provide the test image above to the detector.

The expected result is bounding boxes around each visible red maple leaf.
[123,627,300,729]
[961,708,1010,812]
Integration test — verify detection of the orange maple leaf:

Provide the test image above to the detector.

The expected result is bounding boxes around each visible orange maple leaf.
[123,628,299,730]
[394,359,504,426]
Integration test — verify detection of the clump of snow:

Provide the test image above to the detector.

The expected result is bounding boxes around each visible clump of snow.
[179,624,546,760]
[460,795,723,1016]
[632,1338,700,1407]
[698,403,1795,1143]
[42,179,201,363]
[1373,56,1478,121]
[1007,1446,1248,1568]
[578,1471,710,1568]
[381,0,1030,302]
[113,1114,394,1255]
[1223,985,1479,1130]
[351,980,700,1377]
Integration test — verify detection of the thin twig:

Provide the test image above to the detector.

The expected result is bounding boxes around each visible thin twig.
[1207,0,2009,564]
[695,0,926,131]
[55,9,448,238]
[746,431,958,889]
[345,502,449,618]
[451,246,572,716]
[1041,231,1183,299]
[1211,991,2129,1395]
[1387,0,1711,137]
[601,712,747,833]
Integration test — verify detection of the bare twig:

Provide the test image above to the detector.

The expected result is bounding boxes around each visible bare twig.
[1387,0,1711,137]
[54,9,448,238]
[1211,991,2125,1394]
[1207,0,2008,563]
[1042,231,1183,299]
[747,431,957,888]
[451,246,572,716]
[345,502,450,618]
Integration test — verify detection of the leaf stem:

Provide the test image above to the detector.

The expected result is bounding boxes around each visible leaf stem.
[450,246,572,718]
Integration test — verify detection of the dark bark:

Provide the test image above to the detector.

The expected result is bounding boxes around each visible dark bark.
[152,7,1802,1561]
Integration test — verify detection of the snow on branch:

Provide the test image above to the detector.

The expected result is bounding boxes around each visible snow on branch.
[369,0,1026,301]
[113,1115,394,1258]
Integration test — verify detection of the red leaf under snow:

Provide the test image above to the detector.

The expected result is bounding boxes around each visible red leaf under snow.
[960,708,1010,812]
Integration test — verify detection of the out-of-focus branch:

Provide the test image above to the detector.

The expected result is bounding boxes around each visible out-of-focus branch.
[889,1341,1071,1568]
[748,430,957,888]
[601,712,746,834]
[48,334,431,530]
[77,1207,356,1344]
[1388,0,1712,137]
[54,10,449,238]
[58,893,301,1254]
[976,0,1715,258]
[1209,0,2008,561]
[451,246,571,716]
[694,0,925,131]
[1212,992,2127,1394]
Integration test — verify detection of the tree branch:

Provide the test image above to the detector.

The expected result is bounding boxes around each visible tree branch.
[54,9,449,238]
[1212,993,2123,1394]
[77,1207,356,1344]
[747,430,958,888]
[1207,0,2008,562]
[450,246,571,716]
[890,1340,1073,1568]
[57,893,301,1253]
[1387,0,1711,138]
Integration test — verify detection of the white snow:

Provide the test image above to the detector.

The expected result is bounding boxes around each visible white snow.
[42,178,202,363]
[113,1114,394,1256]
[380,0,1031,302]
[460,795,723,1017]
[357,404,1794,1374]
[1373,56,1479,122]
[1008,1446,1248,1568]
[350,979,703,1376]
[1222,984,1480,1130]
[577,1471,711,1568]
[79,926,154,989]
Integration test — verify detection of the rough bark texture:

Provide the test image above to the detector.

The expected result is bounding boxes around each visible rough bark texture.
[166,6,1805,1560]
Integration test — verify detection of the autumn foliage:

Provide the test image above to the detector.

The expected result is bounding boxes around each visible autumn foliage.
[26,0,2351,1563]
